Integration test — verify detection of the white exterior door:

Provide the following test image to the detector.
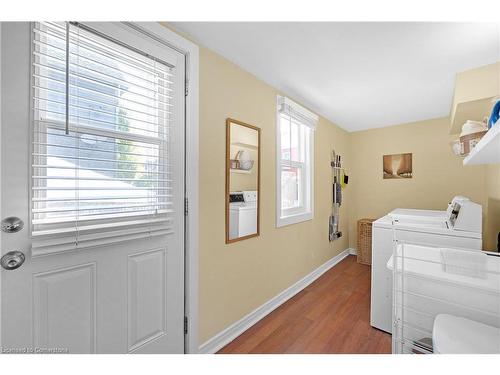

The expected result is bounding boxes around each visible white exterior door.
[0,22,186,353]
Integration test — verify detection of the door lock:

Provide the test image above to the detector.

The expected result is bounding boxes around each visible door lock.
[1,216,24,233]
[1,251,25,270]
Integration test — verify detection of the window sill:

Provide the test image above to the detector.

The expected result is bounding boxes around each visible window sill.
[276,211,313,228]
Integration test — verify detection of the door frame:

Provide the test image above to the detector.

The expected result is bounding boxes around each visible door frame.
[0,22,3,354]
[0,22,200,354]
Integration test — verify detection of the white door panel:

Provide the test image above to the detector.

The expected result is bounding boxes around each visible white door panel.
[33,263,97,354]
[1,22,185,354]
[128,248,167,352]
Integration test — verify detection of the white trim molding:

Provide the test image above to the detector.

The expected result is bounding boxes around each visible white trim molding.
[198,248,352,354]
[0,22,3,349]
[348,248,357,255]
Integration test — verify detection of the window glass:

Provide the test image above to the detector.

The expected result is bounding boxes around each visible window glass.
[32,22,172,233]
[281,166,301,210]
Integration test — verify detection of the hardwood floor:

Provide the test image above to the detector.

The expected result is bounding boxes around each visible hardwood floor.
[218,255,391,354]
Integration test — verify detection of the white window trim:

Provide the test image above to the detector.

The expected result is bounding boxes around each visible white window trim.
[276,96,316,227]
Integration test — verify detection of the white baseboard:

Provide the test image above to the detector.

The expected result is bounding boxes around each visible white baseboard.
[348,247,357,255]
[198,248,352,354]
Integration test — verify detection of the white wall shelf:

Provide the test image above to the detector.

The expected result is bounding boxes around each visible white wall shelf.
[230,168,252,174]
[463,123,500,165]
[450,96,496,135]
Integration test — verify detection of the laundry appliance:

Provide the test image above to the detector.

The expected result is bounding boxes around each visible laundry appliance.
[370,196,483,333]
[229,191,258,240]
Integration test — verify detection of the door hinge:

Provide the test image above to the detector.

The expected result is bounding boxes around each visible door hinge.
[184,197,189,216]
[185,79,189,96]
[184,316,188,334]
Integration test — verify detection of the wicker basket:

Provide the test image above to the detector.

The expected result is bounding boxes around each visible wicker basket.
[357,218,375,265]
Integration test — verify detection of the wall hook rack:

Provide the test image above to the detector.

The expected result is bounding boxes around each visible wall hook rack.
[329,150,346,241]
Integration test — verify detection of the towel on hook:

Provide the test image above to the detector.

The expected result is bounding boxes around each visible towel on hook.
[336,182,342,206]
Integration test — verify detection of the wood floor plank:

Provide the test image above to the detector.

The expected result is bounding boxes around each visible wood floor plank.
[218,255,392,354]
[249,316,314,354]
[284,290,353,353]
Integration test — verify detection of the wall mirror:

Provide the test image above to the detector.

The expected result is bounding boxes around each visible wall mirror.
[225,118,261,243]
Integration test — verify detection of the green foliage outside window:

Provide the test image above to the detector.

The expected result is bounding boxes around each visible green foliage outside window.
[116,108,154,188]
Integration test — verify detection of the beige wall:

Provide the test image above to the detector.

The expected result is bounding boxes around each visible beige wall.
[199,46,351,343]
[348,117,488,248]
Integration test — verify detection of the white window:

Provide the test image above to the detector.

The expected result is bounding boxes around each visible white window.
[31,22,176,253]
[276,96,317,227]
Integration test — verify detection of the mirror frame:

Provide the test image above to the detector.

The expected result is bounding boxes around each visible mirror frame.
[225,118,261,244]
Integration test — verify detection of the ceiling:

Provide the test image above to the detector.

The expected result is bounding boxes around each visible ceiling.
[171,22,499,132]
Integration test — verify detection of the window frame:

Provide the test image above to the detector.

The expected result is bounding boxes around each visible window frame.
[275,96,316,227]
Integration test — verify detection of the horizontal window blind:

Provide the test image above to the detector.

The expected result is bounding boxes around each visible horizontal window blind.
[277,96,318,130]
[31,22,176,254]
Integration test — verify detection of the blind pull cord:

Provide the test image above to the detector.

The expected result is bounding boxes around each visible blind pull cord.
[65,21,70,135]
[289,114,292,170]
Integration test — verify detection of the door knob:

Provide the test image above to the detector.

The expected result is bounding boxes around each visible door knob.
[1,251,25,270]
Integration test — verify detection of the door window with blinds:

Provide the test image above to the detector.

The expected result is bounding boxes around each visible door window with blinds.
[31,22,176,253]
[276,96,318,227]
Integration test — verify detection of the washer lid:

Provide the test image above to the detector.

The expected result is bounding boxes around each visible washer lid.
[374,214,481,239]
[229,202,257,211]
[433,314,500,354]
[389,208,446,222]
[229,202,245,210]
[393,220,482,238]
[373,212,447,229]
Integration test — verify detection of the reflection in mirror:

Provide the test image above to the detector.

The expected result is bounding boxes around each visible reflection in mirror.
[226,119,260,243]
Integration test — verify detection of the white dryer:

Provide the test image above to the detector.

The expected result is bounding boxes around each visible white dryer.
[229,191,258,240]
[370,197,483,333]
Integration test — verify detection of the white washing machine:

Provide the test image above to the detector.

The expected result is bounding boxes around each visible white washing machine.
[229,191,258,240]
[370,197,483,333]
